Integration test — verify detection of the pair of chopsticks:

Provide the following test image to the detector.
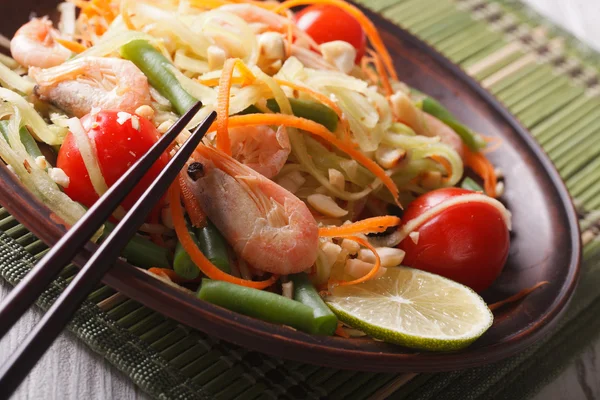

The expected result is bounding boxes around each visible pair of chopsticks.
[0,102,215,399]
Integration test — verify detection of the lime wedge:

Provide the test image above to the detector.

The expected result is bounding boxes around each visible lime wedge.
[326,267,493,351]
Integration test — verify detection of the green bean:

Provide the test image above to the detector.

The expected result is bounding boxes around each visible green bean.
[240,98,338,132]
[461,176,484,192]
[174,240,200,280]
[198,279,334,335]
[102,221,170,269]
[120,40,198,115]
[174,219,230,278]
[0,121,44,159]
[267,98,338,132]
[421,97,487,151]
[289,273,337,336]
[173,217,202,279]
[197,220,230,273]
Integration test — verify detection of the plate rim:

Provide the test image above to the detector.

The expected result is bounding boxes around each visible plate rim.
[0,4,582,372]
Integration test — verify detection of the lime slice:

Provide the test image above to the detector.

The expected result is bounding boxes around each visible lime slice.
[326,267,493,351]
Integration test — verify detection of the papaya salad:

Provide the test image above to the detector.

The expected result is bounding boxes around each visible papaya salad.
[0,0,517,350]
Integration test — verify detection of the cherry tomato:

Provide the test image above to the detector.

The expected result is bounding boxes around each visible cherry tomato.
[398,188,510,293]
[295,5,367,63]
[57,110,168,210]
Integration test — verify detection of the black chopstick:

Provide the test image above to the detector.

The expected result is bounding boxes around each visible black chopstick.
[0,109,217,399]
[0,102,201,341]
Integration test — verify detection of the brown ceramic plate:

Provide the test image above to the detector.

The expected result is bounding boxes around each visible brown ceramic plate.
[0,1,581,372]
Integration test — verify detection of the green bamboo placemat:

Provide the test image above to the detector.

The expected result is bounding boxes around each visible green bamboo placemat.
[2,0,600,399]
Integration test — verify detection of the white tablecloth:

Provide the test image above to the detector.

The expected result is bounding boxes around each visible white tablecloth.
[524,0,600,52]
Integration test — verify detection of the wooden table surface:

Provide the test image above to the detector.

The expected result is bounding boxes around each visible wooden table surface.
[2,1,600,399]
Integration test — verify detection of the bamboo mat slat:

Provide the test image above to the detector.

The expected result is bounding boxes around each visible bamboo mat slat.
[1,0,600,399]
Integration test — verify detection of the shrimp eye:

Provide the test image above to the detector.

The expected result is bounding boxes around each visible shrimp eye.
[187,162,204,181]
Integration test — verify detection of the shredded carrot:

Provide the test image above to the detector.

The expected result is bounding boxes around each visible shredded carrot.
[274,78,343,116]
[120,0,136,30]
[275,0,398,81]
[204,113,400,204]
[216,59,237,155]
[178,174,207,228]
[122,13,136,30]
[148,267,176,281]
[198,76,244,87]
[69,0,102,17]
[149,233,165,247]
[189,0,279,10]
[245,0,281,9]
[71,0,118,25]
[150,233,166,247]
[361,56,379,86]
[73,14,96,44]
[333,235,381,286]
[189,0,235,8]
[170,182,278,289]
[68,0,90,12]
[489,281,549,311]
[149,268,186,284]
[92,0,118,21]
[285,10,294,58]
[367,49,393,96]
[148,268,203,284]
[230,60,257,83]
[148,209,166,247]
[463,145,497,197]
[94,14,110,35]
[335,323,351,338]
[55,38,88,53]
[199,76,343,119]
[216,58,257,155]
[250,0,286,11]
[481,134,503,154]
[319,216,401,237]
[430,154,453,180]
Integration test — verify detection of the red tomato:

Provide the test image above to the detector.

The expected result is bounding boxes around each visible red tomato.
[295,5,367,63]
[57,110,168,210]
[398,188,510,293]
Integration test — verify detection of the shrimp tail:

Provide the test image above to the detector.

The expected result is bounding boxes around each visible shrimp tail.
[229,125,291,178]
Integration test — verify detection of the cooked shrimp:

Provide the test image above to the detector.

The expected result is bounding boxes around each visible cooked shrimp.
[220,3,288,33]
[185,145,319,275]
[29,57,152,117]
[219,3,318,48]
[422,113,464,158]
[10,17,71,69]
[229,125,291,179]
